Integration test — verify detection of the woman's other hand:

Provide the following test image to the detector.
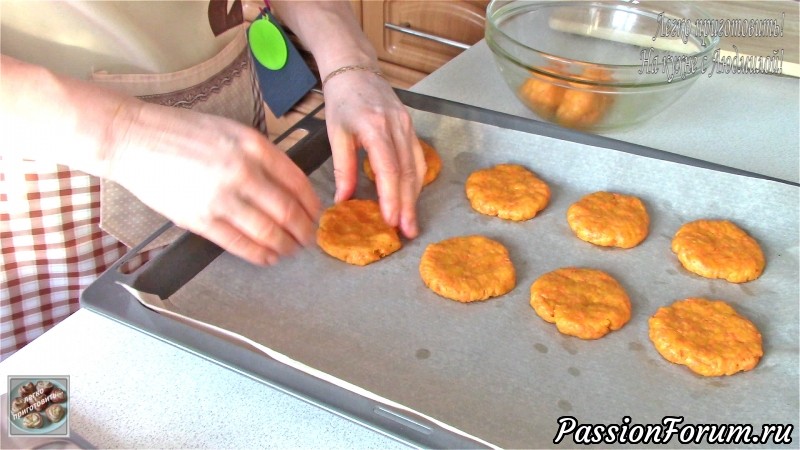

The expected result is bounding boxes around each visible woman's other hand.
[108,100,321,265]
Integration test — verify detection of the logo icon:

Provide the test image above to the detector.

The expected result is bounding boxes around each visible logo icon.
[7,376,69,437]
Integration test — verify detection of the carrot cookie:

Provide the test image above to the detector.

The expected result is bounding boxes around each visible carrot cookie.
[567,191,649,248]
[530,268,631,339]
[316,199,401,266]
[465,164,550,221]
[364,139,442,187]
[420,235,515,302]
[648,298,763,376]
[671,220,765,283]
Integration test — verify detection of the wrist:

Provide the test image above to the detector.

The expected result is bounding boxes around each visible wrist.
[317,49,379,83]
[322,64,384,88]
[103,96,144,183]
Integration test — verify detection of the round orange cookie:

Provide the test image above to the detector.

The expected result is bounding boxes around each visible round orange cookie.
[364,139,442,187]
[567,191,649,248]
[671,220,765,283]
[465,164,550,221]
[529,268,631,339]
[648,298,763,376]
[316,199,401,266]
[419,235,515,302]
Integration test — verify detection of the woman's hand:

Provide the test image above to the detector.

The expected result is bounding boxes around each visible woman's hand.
[323,70,426,238]
[108,99,321,265]
[269,1,427,238]
[2,55,319,266]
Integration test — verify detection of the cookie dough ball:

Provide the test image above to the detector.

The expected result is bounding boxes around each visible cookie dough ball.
[316,199,401,266]
[555,88,610,129]
[555,67,614,130]
[420,235,516,302]
[466,164,550,221]
[671,220,765,283]
[567,191,649,248]
[649,298,763,376]
[518,75,565,120]
[518,65,613,130]
[530,268,631,339]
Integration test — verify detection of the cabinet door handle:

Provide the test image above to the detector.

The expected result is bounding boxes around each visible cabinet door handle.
[384,22,471,50]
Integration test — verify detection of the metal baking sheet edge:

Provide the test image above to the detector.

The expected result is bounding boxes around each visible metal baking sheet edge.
[82,222,488,449]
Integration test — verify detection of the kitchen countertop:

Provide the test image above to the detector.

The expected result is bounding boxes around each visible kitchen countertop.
[1,40,798,448]
[0,309,407,449]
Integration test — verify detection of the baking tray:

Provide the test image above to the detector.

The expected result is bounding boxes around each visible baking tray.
[81,90,799,448]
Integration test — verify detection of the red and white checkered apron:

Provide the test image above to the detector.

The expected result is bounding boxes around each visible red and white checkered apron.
[0,165,129,359]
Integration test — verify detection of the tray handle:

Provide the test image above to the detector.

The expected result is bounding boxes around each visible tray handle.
[113,104,331,298]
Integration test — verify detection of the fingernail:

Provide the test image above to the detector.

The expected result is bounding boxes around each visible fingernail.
[265,253,278,266]
[403,216,419,238]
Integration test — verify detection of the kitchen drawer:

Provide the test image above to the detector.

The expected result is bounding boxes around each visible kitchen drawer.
[363,0,489,74]
[378,60,427,88]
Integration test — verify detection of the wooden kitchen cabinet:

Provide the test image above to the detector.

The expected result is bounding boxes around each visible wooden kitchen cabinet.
[363,0,489,87]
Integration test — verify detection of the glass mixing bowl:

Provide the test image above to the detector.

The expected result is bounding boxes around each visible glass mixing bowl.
[486,1,719,131]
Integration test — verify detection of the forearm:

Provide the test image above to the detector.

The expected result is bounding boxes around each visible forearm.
[269,1,378,78]
[0,54,137,177]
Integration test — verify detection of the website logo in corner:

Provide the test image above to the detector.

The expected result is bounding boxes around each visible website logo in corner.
[7,376,70,437]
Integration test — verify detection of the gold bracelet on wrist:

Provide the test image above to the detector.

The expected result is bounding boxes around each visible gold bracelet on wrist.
[322,65,384,87]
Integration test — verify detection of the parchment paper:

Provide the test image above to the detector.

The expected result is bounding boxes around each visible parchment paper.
[140,108,799,448]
